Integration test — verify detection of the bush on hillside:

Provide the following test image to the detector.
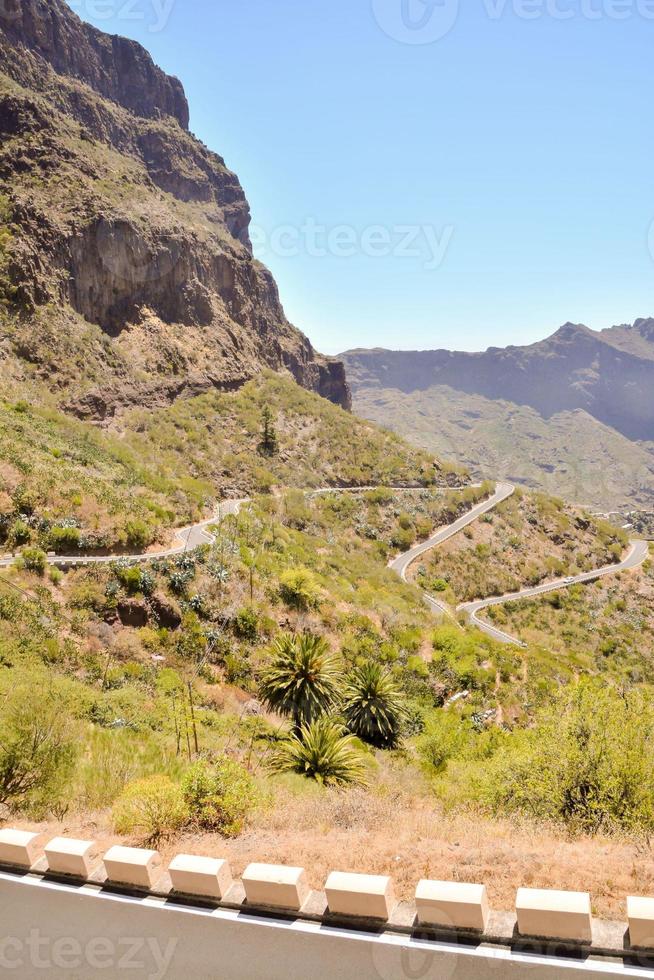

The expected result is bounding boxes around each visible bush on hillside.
[182,756,259,836]
[278,567,320,610]
[125,519,155,550]
[49,526,81,552]
[20,548,47,575]
[11,519,30,545]
[476,682,654,834]
[0,678,79,813]
[113,775,189,844]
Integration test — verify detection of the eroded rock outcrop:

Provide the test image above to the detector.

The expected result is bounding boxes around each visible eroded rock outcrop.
[0,0,351,416]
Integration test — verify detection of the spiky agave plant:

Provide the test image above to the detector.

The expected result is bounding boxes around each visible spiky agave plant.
[271,718,367,787]
[259,633,342,729]
[342,661,407,748]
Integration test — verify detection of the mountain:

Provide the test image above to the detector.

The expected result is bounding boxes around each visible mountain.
[0,0,350,419]
[342,321,654,510]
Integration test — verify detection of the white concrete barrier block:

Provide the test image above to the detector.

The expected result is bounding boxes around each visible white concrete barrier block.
[242,863,309,911]
[103,846,162,890]
[416,879,490,932]
[325,871,396,920]
[628,896,654,949]
[516,888,592,942]
[44,837,97,878]
[169,854,233,899]
[0,830,40,868]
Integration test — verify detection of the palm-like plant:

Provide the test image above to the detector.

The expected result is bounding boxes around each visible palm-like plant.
[343,662,407,748]
[271,718,367,787]
[259,633,342,729]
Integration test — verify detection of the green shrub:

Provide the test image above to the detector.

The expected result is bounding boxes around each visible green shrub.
[11,520,30,545]
[418,713,474,774]
[125,519,154,550]
[0,676,79,813]
[279,567,320,610]
[182,757,259,836]
[49,526,81,552]
[113,775,189,843]
[21,548,46,575]
[234,607,259,641]
[391,526,415,550]
[117,566,145,595]
[478,682,654,834]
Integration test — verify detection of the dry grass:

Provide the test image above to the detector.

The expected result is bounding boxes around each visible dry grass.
[11,780,654,921]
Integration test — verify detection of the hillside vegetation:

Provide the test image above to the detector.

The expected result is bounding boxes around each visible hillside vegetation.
[0,374,459,555]
[413,487,628,605]
[484,555,654,682]
[1,478,652,917]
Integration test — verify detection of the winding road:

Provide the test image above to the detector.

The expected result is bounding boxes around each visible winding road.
[390,482,648,647]
[389,482,515,621]
[0,480,648,646]
[458,539,650,646]
[0,499,247,570]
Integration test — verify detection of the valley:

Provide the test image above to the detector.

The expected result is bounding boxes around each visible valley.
[1,0,654,935]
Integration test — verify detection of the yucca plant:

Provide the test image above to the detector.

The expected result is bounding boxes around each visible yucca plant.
[271,718,367,787]
[343,662,407,748]
[259,633,342,729]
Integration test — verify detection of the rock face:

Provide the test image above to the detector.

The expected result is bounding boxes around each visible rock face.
[0,0,350,417]
[0,0,189,127]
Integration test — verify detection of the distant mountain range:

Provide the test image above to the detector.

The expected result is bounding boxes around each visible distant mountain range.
[341,320,654,510]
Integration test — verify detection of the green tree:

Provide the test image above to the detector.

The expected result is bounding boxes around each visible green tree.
[258,405,279,457]
[343,662,407,748]
[271,718,367,786]
[259,633,341,729]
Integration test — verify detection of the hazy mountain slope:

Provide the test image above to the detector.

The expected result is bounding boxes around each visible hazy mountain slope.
[348,384,654,510]
[342,321,654,510]
[0,0,349,418]
[600,318,654,361]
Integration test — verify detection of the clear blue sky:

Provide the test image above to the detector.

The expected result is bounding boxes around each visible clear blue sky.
[68,0,654,353]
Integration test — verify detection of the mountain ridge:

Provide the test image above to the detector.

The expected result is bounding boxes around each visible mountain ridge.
[342,319,654,442]
[341,320,654,509]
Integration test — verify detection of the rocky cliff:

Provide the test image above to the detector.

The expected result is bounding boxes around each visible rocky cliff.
[0,0,350,418]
